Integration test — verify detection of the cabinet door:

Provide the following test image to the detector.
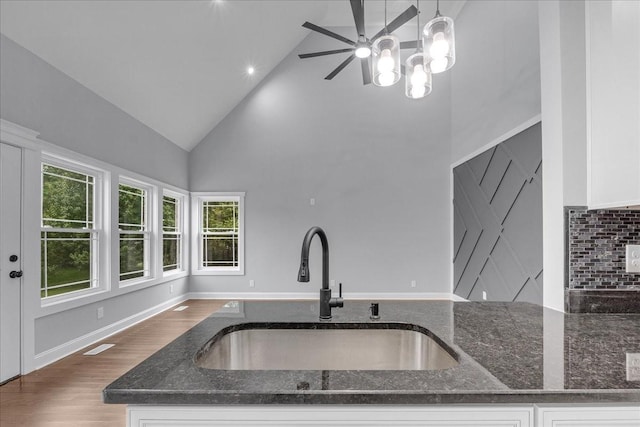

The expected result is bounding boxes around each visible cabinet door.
[536,405,640,427]
[128,405,534,427]
[587,0,640,208]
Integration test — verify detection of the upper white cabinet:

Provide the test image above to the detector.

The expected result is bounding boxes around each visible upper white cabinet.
[587,0,640,209]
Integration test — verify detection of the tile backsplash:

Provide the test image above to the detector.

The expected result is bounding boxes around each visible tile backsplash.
[567,207,640,290]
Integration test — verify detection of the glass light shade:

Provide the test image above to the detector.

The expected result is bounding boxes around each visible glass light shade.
[372,34,401,87]
[405,52,432,99]
[423,15,455,73]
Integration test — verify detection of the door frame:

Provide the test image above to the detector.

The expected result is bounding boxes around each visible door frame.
[1,119,43,377]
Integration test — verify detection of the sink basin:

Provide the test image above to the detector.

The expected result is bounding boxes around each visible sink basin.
[195,322,458,370]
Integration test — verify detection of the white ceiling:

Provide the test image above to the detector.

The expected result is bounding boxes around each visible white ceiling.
[0,0,465,152]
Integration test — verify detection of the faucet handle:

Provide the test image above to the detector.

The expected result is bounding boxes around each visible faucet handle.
[338,282,342,298]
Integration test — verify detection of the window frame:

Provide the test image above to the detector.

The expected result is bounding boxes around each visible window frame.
[23,141,189,317]
[191,192,245,275]
[162,190,186,276]
[118,177,155,286]
[40,154,108,305]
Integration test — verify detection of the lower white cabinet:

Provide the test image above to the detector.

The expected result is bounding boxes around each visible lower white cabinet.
[128,405,535,427]
[535,405,640,427]
[127,404,640,427]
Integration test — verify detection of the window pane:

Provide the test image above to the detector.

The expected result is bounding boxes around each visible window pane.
[202,201,238,233]
[119,184,145,231]
[203,235,238,267]
[163,235,181,272]
[120,233,146,281]
[163,196,178,232]
[41,231,93,298]
[42,164,94,229]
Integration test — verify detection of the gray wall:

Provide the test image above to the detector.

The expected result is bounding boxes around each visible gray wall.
[0,34,189,189]
[189,29,452,296]
[0,34,190,355]
[453,123,543,304]
[450,0,541,164]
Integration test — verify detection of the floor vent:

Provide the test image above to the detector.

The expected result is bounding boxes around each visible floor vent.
[83,343,115,356]
[174,305,189,312]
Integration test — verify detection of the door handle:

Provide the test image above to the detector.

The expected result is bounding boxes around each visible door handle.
[9,270,23,279]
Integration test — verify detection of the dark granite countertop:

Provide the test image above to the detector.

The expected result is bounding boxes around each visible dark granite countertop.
[103,301,640,405]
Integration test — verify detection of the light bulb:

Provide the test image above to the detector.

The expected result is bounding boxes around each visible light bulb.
[411,64,428,87]
[377,49,395,73]
[378,71,395,87]
[429,57,448,74]
[355,36,371,59]
[355,45,371,59]
[429,32,450,59]
[411,85,426,99]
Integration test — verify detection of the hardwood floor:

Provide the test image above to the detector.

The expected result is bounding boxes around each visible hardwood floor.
[0,299,226,427]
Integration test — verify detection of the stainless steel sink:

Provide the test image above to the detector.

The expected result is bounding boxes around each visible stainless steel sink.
[195,323,458,370]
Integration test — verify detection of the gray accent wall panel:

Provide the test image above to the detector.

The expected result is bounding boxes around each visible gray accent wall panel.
[453,122,543,304]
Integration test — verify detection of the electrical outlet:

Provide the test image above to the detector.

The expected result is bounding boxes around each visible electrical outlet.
[97,307,104,319]
[482,291,487,300]
[310,198,315,206]
[627,353,640,381]
[170,284,174,294]
[249,279,255,288]
[330,279,336,288]
[626,245,640,273]
[410,280,417,288]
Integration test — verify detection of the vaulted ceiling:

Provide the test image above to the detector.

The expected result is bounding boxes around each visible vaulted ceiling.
[0,0,465,151]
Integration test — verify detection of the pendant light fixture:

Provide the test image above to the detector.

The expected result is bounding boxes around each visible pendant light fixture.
[372,0,401,87]
[405,0,432,99]
[423,0,456,74]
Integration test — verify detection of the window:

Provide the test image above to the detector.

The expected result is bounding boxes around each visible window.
[41,161,100,299]
[119,181,151,282]
[192,193,244,274]
[162,192,183,273]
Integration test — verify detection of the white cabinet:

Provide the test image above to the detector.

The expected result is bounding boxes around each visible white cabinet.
[127,404,640,427]
[587,0,640,209]
[535,404,640,427]
[127,405,534,427]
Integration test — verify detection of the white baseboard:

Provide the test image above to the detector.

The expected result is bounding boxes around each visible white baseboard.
[33,293,189,371]
[187,292,467,301]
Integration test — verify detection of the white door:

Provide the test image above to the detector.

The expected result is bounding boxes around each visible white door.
[0,142,22,384]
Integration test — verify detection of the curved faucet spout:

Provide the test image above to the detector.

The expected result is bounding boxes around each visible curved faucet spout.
[297,226,342,320]
[297,226,329,289]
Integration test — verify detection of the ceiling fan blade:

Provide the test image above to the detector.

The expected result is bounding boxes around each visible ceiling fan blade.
[350,0,366,37]
[360,57,371,85]
[400,40,422,50]
[299,48,355,59]
[302,22,355,46]
[371,5,419,41]
[325,54,356,80]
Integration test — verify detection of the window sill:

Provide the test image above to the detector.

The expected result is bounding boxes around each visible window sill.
[119,275,155,289]
[41,287,110,310]
[191,268,244,276]
[163,269,186,279]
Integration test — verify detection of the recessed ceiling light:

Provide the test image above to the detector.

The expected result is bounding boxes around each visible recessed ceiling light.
[247,66,255,75]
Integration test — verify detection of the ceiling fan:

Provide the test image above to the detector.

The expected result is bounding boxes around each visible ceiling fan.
[298,0,419,85]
